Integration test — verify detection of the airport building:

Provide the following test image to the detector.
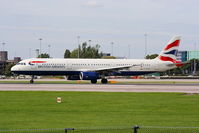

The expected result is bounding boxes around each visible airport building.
[0,51,21,75]
[177,50,199,61]
[0,51,8,61]
[187,51,199,60]
[177,51,187,62]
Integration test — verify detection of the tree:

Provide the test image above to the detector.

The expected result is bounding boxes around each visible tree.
[145,54,158,59]
[70,49,78,58]
[70,42,103,58]
[4,63,15,76]
[64,49,71,58]
[38,53,50,58]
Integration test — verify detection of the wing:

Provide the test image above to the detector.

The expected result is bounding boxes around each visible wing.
[79,64,141,73]
[94,65,136,72]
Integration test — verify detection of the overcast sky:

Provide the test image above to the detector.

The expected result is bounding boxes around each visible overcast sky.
[0,0,199,59]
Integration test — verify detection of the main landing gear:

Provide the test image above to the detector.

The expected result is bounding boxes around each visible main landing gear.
[30,75,34,84]
[101,78,108,84]
[91,79,97,84]
[90,78,108,84]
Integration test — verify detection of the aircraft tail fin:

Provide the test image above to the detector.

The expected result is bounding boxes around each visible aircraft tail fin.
[156,36,183,66]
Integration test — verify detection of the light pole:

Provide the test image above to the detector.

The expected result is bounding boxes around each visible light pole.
[77,36,80,58]
[128,44,131,59]
[111,42,114,56]
[48,45,51,58]
[36,49,39,58]
[144,33,147,58]
[29,48,32,58]
[193,43,197,75]
[2,42,5,51]
[39,38,42,55]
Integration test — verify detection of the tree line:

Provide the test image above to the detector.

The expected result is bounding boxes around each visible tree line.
[37,42,103,59]
[64,42,103,58]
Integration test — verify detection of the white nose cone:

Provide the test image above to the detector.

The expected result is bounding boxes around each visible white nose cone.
[11,65,17,71]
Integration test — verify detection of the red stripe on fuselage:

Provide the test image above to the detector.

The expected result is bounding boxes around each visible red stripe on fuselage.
[164,40,180,50]
[30,61,47,63]
[159,56,183,67]
[159,56,177,63]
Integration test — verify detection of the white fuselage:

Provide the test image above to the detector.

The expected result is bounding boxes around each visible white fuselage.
[11,58,176,76]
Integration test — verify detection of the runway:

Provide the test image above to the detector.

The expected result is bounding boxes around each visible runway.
[0,83,199,93]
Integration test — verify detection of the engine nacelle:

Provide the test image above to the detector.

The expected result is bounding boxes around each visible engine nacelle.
[80,72,100,80]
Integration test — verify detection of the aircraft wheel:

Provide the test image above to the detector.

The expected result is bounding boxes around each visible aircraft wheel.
[30,75,34,84]
[101,78,108,84]
[30,79,34,84]
[91,79,97,84]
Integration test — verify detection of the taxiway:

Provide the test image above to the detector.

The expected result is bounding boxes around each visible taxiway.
[0,83,199,93]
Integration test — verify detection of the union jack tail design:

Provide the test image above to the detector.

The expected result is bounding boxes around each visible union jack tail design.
[157,36,183,66]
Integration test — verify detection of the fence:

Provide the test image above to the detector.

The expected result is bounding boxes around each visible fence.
[1,126,199,133]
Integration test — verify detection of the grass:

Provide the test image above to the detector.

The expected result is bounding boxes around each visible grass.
[0,91,199,130]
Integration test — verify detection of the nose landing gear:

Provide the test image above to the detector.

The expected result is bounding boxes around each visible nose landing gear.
[30,75,34,84]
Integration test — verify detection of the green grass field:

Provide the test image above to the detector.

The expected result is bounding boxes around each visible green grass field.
[0,91,199,130]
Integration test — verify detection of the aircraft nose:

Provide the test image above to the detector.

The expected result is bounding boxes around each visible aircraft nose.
[11,65,18,71]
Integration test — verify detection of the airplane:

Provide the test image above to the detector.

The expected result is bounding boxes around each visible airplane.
[11,36,184,84]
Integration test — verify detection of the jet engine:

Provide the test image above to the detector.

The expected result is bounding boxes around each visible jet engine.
[80,72,100,80]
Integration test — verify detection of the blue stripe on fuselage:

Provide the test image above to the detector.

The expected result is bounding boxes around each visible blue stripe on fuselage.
[12,70,157,76]
[12,71,81,76]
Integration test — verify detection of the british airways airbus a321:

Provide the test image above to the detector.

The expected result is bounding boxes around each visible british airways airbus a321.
[11,36,184,84]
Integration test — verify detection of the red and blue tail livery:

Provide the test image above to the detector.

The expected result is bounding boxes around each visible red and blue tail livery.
[157,36,183,66]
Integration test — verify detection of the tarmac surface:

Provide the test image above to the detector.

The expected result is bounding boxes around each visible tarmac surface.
[0,79,199,93]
